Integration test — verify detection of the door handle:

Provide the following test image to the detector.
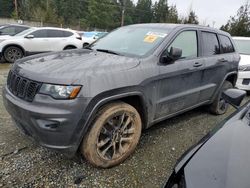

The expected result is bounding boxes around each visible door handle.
[193,62,202,67]
[218,58,228,62]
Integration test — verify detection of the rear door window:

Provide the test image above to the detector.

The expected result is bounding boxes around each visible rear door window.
[63,31,73,37]
[219,35,235,53]
[201,32,220,56]
[168,30,198,58]
[47,30,64,37]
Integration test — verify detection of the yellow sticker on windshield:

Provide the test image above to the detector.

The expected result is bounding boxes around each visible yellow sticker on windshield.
[144,35,158,43]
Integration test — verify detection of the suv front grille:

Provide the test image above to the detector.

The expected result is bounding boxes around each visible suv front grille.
[7,71,41,102]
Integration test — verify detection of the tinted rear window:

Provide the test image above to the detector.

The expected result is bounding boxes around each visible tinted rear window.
[219,35,235,53]
[201,32,220,56]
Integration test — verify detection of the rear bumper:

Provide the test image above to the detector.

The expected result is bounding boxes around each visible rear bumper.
[236,71,250,91]
[2,85,90,156]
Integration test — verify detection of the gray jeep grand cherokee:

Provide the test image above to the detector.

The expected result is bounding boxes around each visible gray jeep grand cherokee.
[3,24,240,168]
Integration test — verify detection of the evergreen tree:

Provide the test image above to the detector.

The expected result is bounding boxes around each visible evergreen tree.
[166,5,179,23]
[0,0,14,18]
[220,3,250,36]
[135,0,152,23]
[184,10,199,24]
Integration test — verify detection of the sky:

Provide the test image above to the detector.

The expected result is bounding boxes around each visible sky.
[134,0,247,28]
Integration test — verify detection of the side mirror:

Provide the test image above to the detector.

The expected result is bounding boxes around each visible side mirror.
[25,34,34,39]
[169,47,182,60]
[222,89,246,109]
[160,47,182,64]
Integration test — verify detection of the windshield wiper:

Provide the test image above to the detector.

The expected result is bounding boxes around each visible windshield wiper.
[96,49,122,56]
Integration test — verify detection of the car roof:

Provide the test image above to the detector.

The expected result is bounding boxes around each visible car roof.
[233,36,250,40]
[33,27,75,32]
[125,23,230,36]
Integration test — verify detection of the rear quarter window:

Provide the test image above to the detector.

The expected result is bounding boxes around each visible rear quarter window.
[219,35,235,53]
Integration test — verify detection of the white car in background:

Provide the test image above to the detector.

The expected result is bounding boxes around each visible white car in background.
[234,37,250,91]
[0,27,83,63]
[81,31,108,47]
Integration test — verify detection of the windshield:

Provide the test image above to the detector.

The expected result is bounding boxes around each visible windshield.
[15,28,34,36]
[234,39,250,55]
[91,27,170,56]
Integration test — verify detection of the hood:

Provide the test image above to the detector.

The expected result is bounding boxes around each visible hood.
[239,54,250,66]
[12,49,140,85]
[183,106,250,188]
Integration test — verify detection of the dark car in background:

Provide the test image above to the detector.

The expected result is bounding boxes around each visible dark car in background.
[164,89,248,188]
[0,24,30,36]
[3,24,240,168]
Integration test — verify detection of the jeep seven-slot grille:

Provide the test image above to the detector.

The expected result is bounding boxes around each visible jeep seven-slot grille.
[7,71,41,102]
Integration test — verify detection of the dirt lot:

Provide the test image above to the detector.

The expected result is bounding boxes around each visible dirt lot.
[0,63,248,187]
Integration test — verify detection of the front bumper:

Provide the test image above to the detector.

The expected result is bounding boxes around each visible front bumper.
[236,71,250,91]
[2,85,89,156]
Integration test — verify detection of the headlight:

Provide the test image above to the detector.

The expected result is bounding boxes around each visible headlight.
[39,84,81,99]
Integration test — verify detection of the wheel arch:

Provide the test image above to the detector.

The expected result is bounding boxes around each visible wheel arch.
[2,44,26,56]
[63,45,77,50]
[74,90,149,152]
[211,71,238,102]
[225,73,237,86]
[86,92,148,130]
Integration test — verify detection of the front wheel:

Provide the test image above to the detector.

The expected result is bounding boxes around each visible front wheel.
[209,81,233,115]
[81,102,142,168]
[3,46,24,63]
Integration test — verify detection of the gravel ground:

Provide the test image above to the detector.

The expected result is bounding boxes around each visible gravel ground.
[0,62,248,187]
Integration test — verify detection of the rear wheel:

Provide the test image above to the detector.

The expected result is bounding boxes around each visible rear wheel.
[3,46,24,63]
[82,102,142,168]
[209,81,233,115]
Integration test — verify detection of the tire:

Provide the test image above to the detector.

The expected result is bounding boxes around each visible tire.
[209,81,233,115]
[3,46,24,63]
[81,102,142,168]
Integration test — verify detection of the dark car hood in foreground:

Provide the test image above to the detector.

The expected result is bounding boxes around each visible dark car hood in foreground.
[182,104,250,188]
[12,49,140,85]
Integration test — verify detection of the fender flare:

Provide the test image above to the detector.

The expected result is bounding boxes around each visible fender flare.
[2,44,26,56]
[72,89,148,151]
[211,71,238,102]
